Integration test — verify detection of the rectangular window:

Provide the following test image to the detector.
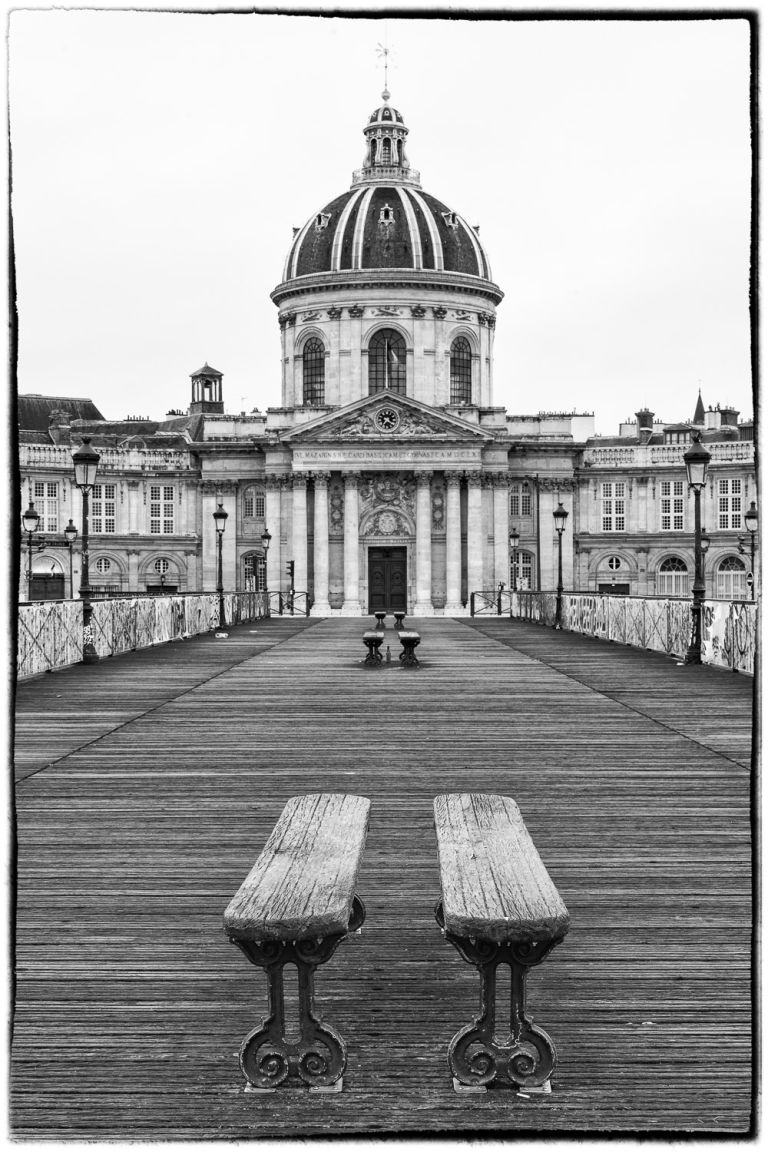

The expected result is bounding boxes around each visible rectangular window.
[660,480,685,531]
[33,481,58,532]
[243,492,254,518]
[718,478,742,530]
[91,484,117,533]
[601,482,625,532]
[509,484,532,520]
[150,485,175,534]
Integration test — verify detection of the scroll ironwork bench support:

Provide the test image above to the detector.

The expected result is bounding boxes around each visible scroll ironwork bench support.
[362,632,383,665]
[230,896,366,1092]
[435,900,561,1093]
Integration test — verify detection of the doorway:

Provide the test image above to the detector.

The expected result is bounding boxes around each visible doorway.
[368,547,407,613]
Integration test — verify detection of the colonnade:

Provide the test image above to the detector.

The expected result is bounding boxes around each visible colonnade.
[275,468,496,615]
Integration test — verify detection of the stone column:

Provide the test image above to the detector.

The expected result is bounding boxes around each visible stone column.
[493,474,509,587]
[342,471,361,615]
[291,474,308,595]
[444,472,463,613]
[414,470,433,614]
[466,471,484,598]
[265,474,282,594]
[312,472,331,615]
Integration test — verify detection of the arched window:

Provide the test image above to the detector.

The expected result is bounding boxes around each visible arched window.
[450,337,472,404]
[368,328,406,395]
[244,554,267,592]
[658,556,689,596]
[717,555,746,599]
[511,549,535,590]
[381,137,391,164]
[303,338,325,405]
[243,487,265,520]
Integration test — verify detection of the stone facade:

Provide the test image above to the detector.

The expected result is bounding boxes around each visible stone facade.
[17,96,756,609]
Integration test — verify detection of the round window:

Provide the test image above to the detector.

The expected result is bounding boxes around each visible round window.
[607,556,622,571]
[95,558,111,573]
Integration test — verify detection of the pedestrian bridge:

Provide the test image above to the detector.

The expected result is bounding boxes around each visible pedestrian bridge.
[12,615,754,1139]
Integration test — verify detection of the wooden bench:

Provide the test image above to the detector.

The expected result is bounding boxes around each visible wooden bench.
[394,610,405,630]
[433,793,569,1094]
[398,630,420,666]
[373,610,386,630]
[224,793,370,1092]
[362,631,384,665]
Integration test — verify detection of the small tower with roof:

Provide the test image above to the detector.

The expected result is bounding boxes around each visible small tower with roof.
[693,389,705,426]
[190,363,224,414]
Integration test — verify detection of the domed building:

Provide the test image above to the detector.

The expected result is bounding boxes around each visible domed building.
[17,93,755,617]
[272,91,501,412]
[255,90,525,616]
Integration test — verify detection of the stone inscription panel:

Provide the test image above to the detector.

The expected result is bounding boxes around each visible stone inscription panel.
[293,447,481,469]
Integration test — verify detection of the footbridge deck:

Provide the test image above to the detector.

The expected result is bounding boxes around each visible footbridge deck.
[11,616,755,1139]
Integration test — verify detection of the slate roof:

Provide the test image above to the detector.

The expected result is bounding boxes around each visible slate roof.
[18,394,105,433]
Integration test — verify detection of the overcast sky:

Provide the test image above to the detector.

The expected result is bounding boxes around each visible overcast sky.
[8,8,753,435]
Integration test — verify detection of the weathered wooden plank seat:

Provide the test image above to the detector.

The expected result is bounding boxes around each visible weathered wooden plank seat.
[373,610,386,630]
[394,610,405,630]
[362,631,384,665]
[433,793,569,1095]
[398,630,420,666]
[224,793,370,1093]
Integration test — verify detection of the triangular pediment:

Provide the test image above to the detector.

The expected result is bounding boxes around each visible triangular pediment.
[280,393,490,444]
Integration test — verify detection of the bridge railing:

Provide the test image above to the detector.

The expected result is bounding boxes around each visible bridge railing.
[17,591,270,681]
[268,591,311,617]
[502,591,755,674]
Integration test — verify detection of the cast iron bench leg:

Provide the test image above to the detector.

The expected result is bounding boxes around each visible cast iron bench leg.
[399,639,419,666]
[233,896,365,1091]
[435,900,558,1093]
[363,637,382,665]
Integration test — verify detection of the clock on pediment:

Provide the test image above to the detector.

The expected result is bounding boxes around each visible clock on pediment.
[374,406,400,432]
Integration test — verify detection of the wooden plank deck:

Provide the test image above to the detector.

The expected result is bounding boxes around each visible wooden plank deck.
[11,616,754,1138]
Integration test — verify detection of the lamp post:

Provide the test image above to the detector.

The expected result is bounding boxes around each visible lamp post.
[509,526,520,593]
[72,436,101,664]
[260,529,272,597]
[21,501,40,600]
[553,500,568,629]
[213,501,228,628]
[64,519,78,599]
[683,433,711,665]
[741,500,758,600]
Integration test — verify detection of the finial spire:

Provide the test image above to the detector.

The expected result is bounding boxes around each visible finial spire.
[376,40,392,101]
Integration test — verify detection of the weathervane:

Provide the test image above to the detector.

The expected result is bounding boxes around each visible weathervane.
[376,40,394,100]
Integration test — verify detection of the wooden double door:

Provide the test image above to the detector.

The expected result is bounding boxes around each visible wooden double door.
[368,547,407,613]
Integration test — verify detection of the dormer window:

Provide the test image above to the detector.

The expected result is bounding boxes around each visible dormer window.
[379,203,394,224]
[442,211,459,229]
[315,212,331,230]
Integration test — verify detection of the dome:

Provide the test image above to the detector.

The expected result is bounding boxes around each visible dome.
[282,186,492,280]
[279,95,494,286]
[368,102,404,125]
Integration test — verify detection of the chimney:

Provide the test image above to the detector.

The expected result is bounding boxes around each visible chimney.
[635,408,654,443]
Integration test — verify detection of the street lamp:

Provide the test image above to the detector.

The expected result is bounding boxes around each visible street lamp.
[64,519,78,599]
[509,526,520,593]
[553,500,568,629]
[72,436,101,664]
[683,433,711,664]
[213,501,228,628]
[21,501,40,600]
[740,500,758,600]
[260,529,272,595]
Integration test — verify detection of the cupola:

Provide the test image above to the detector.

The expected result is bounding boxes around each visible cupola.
[354,89,418,188]
[190,363,224,415]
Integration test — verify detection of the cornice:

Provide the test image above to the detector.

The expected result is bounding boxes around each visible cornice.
[271,268,504,307]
